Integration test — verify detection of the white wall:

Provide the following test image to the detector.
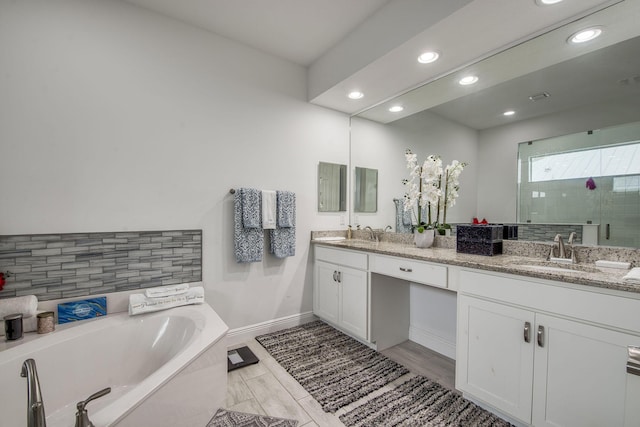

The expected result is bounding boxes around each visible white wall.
[476,100,640,223]
[0,0,349,329]
[351,110,478,229]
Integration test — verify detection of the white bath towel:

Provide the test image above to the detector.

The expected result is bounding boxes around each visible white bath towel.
[262,190,277,230]
[145,283,190,298]
[0,295,38,319]
[129,286,204,316]
[622,267,640,285]
[0,310,43,336]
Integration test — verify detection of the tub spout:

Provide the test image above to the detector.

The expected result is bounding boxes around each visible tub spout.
[75,387,111,427]
[21,358,46,427]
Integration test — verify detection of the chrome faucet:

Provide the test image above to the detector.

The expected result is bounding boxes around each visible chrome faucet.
[384,225,393,232]
[554,234,566,259]
[364,226,378,242]
[21,359,46,427]
[549,233,577,263]
[567,232,578,263]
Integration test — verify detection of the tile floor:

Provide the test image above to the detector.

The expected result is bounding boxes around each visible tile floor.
[225,339,456,426]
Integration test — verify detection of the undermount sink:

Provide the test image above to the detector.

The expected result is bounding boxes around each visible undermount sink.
[512,260,600,275]
[313,236,346,242]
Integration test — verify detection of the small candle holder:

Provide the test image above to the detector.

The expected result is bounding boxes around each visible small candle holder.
[4,313,24,341]
[37,311,55,334]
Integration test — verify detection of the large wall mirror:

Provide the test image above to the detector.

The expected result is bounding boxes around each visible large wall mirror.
[349,1,640,247]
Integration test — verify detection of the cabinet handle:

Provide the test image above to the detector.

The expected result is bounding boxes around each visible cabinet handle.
[399,267,413,272]
[332,271,337,282]
[337,271,342,283]
[537,325,545,347]
[628,346,640,376]
[524,322,531,343]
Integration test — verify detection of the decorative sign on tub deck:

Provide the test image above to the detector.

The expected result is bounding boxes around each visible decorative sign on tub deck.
[57,296,107,324]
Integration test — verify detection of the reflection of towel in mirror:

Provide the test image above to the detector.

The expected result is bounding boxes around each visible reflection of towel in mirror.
[234,188,263,263]
[622,267,640,285]
[270,191,296,258]
[394,199,412,233]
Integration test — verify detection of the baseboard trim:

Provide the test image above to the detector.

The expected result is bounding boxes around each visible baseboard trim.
[409,325,456,360]
[226,311,317,347]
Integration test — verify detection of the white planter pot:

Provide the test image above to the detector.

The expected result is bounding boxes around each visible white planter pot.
[414,229,435,248]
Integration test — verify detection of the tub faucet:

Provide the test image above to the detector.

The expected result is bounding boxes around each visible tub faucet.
[21,358,46,427]
[75,387,111,427]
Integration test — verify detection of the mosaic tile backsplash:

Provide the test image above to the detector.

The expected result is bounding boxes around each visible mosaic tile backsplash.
[0,230,202,301]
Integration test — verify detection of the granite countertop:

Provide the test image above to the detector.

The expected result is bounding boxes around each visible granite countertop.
[311,236,640,295]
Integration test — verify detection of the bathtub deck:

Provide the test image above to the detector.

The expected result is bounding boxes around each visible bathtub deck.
[225,340,455,427]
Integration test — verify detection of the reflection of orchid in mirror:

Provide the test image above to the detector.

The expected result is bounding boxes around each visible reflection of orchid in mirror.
[586,177,597,190]
[402,149,466,233]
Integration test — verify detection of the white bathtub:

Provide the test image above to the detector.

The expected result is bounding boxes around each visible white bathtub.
[0,303,228,427]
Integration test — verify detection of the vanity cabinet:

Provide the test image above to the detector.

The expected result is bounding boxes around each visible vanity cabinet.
[313,246,369,341]
[457,269,640,426]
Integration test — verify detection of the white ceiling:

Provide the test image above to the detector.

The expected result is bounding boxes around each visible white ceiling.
[122,0,391,66]
[122,0,634,125]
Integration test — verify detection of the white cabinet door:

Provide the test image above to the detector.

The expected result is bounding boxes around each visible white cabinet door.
[314,260,369,341]
[314,260,339,324]
[339,265,368,340]
[533,314,639,427]
[457,295,535,424]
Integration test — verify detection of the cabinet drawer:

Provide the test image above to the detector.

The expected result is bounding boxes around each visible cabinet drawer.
[370,254,447,288]
[314,245,368,270]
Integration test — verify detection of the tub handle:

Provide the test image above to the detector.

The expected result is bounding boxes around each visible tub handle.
[75,387,111,427]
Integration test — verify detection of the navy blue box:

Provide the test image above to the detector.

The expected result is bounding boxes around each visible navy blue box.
[456,225,503,256]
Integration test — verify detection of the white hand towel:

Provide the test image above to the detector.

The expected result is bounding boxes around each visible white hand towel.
[0,295,38,319]
[262,190,277,229]
[145,283,190,298]
[622,267,640,285]
[129,286,204,316]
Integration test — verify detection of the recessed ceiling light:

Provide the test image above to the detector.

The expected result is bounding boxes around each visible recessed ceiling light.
[535,0,563,5]
[388,105,404,113]
[459,75,478,86]
[417,51,440,64]
[347,91,364,100]
[569,27,602,44]
[503,110,516,116]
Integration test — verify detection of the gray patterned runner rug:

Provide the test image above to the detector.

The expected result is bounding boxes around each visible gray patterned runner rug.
[255,320,410,413]
[207,409,298,427]
[339,375,512,427]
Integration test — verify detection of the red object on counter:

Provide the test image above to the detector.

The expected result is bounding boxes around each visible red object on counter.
[472,217,489,225]
[0,272,5,291]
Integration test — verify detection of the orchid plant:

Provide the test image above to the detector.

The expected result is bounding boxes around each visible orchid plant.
[402,149,467,234]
